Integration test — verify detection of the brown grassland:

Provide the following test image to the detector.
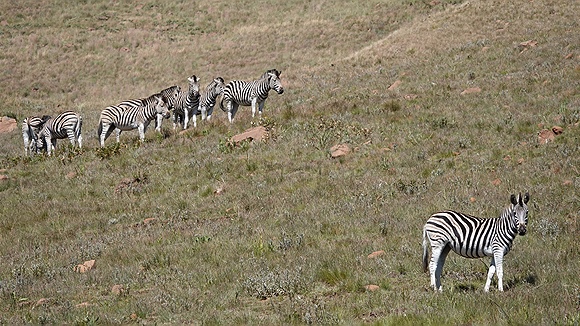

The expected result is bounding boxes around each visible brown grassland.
[0,0,579,324]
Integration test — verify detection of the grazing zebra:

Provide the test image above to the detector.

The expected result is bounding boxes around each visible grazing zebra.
[117,85,181,133]
[36,111,83,156]
[98,93,169,147]
[22,115,51,155]
[172,75,200,130]
[220,69,284,123]
[199,76,225,122]
[422,192,530,292]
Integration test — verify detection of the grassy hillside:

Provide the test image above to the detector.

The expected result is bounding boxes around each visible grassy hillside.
[0,0,579,324]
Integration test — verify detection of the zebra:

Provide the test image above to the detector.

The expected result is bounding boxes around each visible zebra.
[98,93,169,147]
[117,85,181,133]
[36,111,83,156]
[199,76,225,122]
[422,192,530,292]
[22,115,51,155]
[219,69,284,123]
[172,75,201,130]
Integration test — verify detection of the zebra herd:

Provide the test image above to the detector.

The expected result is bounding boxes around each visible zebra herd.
[20,69,284,155]
[19,67,531,293]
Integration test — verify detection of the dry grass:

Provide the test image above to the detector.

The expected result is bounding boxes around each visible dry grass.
[0,0,579,324]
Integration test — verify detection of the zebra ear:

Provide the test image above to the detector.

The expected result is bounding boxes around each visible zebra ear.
[510,194,517,205]
[523,192,530,204]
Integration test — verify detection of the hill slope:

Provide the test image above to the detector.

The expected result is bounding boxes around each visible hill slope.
[0,0,579,324]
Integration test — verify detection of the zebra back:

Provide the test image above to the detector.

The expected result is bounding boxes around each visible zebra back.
[221,69,284,110]
[424,193,529,259]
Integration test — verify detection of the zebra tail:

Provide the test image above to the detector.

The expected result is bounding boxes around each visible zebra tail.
[97,120,103,138]
[422,227,429,273]
[75,115,83,137]
[219,97,227,112]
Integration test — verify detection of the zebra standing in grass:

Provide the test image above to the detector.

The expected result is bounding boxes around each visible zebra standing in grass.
[36,111,83,156]
[171,75,200,130]
[117,85,181,133]
[422,192,530,292]
[220,69,284,123]
[98,93,169,147]
[22,115,51,155]
[199,77,225,122]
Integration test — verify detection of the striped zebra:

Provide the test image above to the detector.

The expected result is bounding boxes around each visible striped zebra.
[199,77,225,122]
[422,192,530,292]
[117,85,181,133]
[22,115,51,155]
[172,75,200,130]
[98,93,169,147]
[36,111,83,156]
[220,69,284,123]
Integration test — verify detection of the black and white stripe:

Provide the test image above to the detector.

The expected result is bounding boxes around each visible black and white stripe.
[36,111,83,156]
[98,93,168,146]
[118,85,181,133]
[22,115,51,155]
[199,77,225,122]
[172,75,200,130]
[422,192,530,292]
[220,69,284,123]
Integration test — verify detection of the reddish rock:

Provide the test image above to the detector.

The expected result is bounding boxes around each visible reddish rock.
[74,260,96,273]
[387,80,402,91]
[0,116,17,133]
[460,87,481,95]
[143,217,156,225]
[331,144,350,158]
[367,250,385,259]
[492,178,501,186]
[111,284,125,295]
[538,129,555,144]
[231,126,268,144]
[552,126,563,135]
[365,284,380,291]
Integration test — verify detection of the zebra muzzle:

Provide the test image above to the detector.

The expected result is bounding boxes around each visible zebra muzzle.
[518,224,527,236]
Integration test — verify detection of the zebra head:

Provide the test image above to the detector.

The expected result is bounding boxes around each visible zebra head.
[154,94,171,119]
[160,85,181,110]
[212,77,225,95]
[510,192,529,236]
[188,75,200,94]
[266,69,284,94]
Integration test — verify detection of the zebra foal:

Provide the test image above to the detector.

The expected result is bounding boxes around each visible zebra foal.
[22,115,51,155]
[36,111,83,156]
[422,192,530,292]
[220,69,284,123]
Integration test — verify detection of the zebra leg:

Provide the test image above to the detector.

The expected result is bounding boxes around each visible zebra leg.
[258,100,265,115]
[251,97,258,118]
[138,124,146,142]
[429,244,450,291]
[184,108,189,129]
[229,102,239,123]
[484,256,496,292]
[156,114,163,132]
[495,253,505,291]
[200,104,207,121]
[115,129,122,143]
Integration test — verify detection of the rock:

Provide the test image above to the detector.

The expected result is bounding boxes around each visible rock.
[330,144,350,158]
[74,260,96,273]
[538,129,555,144]
[367,250,385,259]
[387,80,402,91]
[143,217,156,225]
[491,178,501,186]
[364,284,380,291]
[460,87,481,95]
[552,126,563,135]
[111,284,125,295]
[0,175,8,181]
[231,126,268,144]
[0,116,17,133]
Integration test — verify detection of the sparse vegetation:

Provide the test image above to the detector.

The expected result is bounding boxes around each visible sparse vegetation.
[0,0,579,324]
